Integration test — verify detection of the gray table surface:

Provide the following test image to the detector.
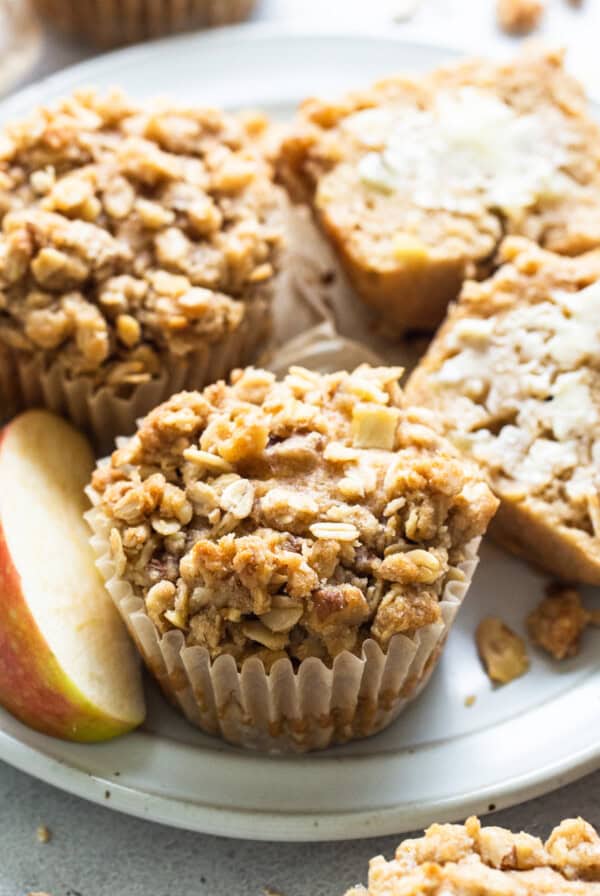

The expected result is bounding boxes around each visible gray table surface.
[2,2,600,894]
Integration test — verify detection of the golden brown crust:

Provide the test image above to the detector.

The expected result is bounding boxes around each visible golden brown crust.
[89,365,497,668]
[277,49,600,333]
[406,237,600,584]
[0,89,281,391]
[347,816,600,895]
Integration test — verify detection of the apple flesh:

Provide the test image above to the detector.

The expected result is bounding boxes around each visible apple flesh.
[0,410,145,741]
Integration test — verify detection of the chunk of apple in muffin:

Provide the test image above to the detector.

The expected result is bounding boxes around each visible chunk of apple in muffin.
[0,410,144,741]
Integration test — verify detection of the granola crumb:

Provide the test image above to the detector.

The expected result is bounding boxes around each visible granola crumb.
[527,584,596,660]
[476,617,529,685]
[263,889,286,896]
[497,0,545,34]
[36,825,51,844]
[464,694,477,707]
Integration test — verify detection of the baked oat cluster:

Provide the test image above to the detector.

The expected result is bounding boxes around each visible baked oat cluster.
[347,815,600,895]
[0,89,280,389]
[407,237,600,583]
[277,49,600,332]
[89,365,497,668]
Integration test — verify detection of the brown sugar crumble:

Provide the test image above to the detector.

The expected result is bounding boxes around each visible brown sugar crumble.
[346,815,600,895]
[528,584,600,660]
[89,365,497,669]
[476,616,529,685]
[497,0,545,35]
[0,89,281,392]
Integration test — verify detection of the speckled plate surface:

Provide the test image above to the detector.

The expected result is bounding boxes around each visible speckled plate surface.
[0,26,599,842]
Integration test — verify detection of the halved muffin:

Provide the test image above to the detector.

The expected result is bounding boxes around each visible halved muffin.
[0,89,281,450]
[277,49,600,333]
[406,237,600,584]
[346,815,600,895]
[86,364,497,751]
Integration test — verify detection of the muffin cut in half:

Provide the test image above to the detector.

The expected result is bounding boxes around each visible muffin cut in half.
[277,48,600,333]
[406,237,600,584]
[0,89,281,451]
[86,364,497,751]
[346,815,600,895]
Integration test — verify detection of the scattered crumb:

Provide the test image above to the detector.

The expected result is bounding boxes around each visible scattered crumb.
[104,790,111,799]
[476,617,530,685]
[263,889,285,896]
[36,825,51,844]
[488,803,497,811]
[464,694,477,707]
[497,0,545,34]
[527,584,599,660]
[27,892,52,896]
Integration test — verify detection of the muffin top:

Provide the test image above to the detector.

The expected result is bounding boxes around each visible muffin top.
[90,365,497,668]
[347,815,600,895]
[0,90,280,389]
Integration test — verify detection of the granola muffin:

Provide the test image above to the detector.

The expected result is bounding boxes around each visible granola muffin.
[31,0,256,48]
[0,89,280,452]
[346,815,600,895]
[277,48,600,333]
[406,237,600,584]
[86,364,497,751]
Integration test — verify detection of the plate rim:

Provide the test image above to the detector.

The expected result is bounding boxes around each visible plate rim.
[0,23,599,842]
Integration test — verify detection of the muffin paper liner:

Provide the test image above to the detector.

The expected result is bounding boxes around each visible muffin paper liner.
[0,298,269,455]
[86,496,480,753]
[31,0,256,48]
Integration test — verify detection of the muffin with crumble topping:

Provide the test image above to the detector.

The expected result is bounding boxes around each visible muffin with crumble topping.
[0,89,281,451]
[86,364,497,752]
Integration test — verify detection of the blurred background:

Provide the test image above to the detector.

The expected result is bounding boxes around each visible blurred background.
[1,0,598,101]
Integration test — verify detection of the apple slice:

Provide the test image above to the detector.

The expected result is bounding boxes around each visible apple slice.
[0,410,145,741]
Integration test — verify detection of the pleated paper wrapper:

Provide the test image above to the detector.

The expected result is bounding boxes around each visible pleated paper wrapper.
[0,296,269,456]
[30,0,256,48]
[86,489,480,753]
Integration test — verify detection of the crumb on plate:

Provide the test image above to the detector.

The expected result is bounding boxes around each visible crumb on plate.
[527,584,600,660]
[476,616,529,684]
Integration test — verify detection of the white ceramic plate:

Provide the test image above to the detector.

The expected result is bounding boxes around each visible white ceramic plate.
[1,26,599,843]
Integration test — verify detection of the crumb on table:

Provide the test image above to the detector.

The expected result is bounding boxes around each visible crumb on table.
[497,0,545,34]
[476,617,529,685]
[36,825,51,844]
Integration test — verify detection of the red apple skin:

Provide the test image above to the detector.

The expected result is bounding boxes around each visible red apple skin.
[0,422,140,742]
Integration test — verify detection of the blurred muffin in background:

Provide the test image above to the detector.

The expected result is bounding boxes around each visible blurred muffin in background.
[31,0,256,48]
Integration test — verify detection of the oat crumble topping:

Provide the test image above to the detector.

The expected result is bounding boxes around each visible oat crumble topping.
[0,90,280,390]
[347,816,600,895]
[89,365,497,668]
